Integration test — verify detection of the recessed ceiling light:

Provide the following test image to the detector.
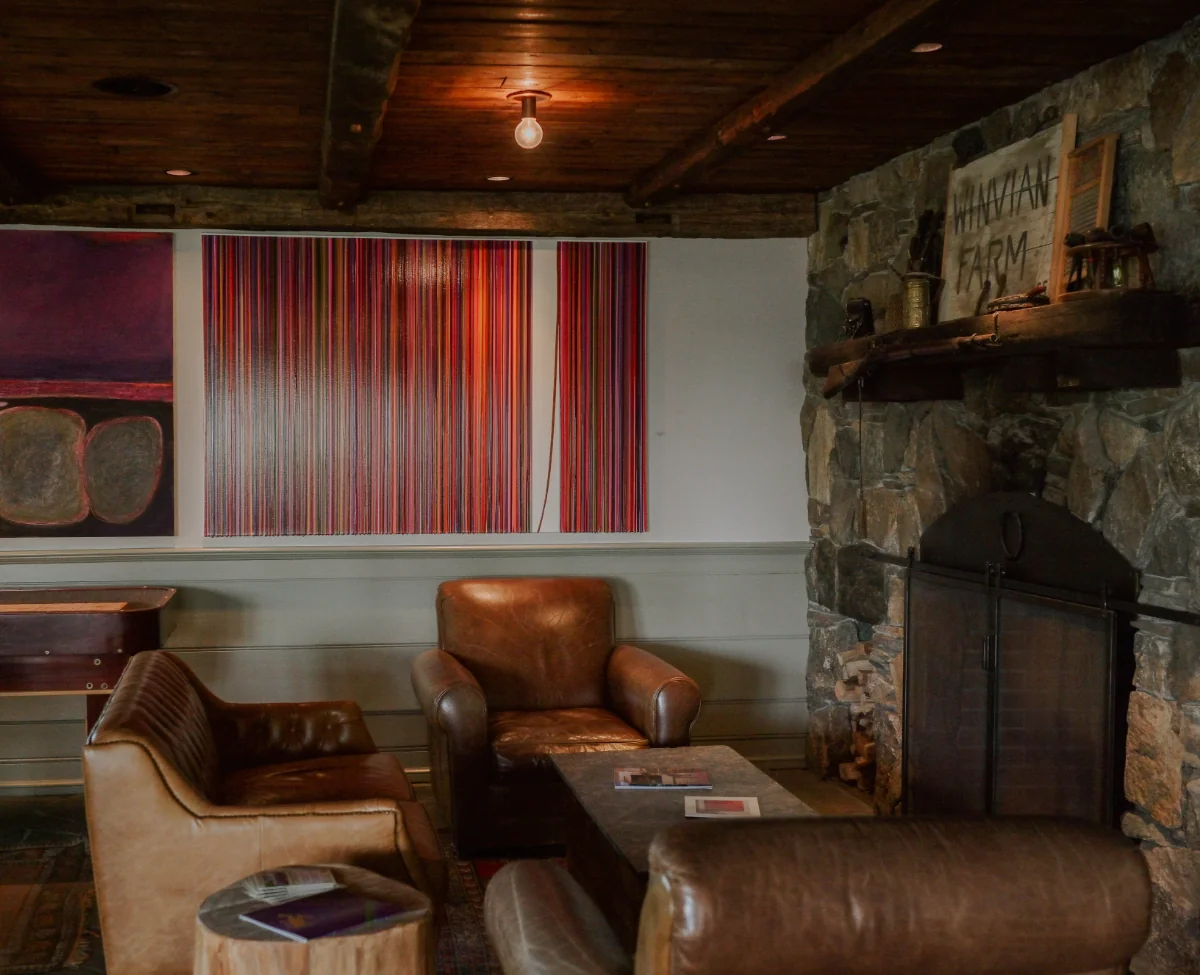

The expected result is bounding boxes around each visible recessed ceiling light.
[93,76,177,98]
[487,175,511,181]
[165,169,194,177]
[767,134,788,141]
[911,42,943,53]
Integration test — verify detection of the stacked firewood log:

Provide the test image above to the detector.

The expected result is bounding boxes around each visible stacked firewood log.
[832,643,901,793]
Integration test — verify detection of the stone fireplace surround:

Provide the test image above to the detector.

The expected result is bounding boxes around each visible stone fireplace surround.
[802,18,1200,974]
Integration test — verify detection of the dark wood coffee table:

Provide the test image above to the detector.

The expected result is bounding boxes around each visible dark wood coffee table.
[551,744,815,950]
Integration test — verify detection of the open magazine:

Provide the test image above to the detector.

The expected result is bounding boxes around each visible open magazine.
[684,796,761,818]
[614,767,712,789]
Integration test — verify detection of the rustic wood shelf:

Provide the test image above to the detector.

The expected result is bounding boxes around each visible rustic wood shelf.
[807,291,1196,401]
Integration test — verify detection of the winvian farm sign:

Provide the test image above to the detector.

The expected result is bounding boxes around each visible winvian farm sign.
[939,124,1063,320]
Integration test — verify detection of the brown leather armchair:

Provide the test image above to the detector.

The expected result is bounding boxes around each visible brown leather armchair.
[411,577,702,855]
[484,817,1152,975]
[84,650,445,975]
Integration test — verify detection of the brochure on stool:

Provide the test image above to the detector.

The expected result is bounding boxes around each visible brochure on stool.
[684,796,761,818]
[242,867,341,906]
[614,767,712,789]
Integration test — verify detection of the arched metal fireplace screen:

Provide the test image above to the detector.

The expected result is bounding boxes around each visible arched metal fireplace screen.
[894,492,1165,825]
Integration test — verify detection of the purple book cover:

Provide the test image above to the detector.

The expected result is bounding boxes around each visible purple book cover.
[239,888,410,941]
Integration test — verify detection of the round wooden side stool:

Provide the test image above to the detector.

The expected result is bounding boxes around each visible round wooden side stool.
[194,864,434,975]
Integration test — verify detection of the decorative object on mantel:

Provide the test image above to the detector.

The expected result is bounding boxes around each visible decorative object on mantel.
[809,290,1194,401]
[986,283,1050,313]
[842,298,873,340]
[939,119,1075,321]
[1056,131,1118,295]
[1063,223,1159,297]
[901,272,942,329]
[900,209,945,329]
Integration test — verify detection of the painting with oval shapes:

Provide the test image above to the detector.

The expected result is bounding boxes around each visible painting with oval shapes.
[0,230,174,536]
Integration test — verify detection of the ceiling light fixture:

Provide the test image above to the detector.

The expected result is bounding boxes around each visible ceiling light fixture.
[165,169,193,177]
[487,175,511,181]
[911,41,943,53]
[767,134,788,141]
[93,76,177,98]
[508,90,551,149]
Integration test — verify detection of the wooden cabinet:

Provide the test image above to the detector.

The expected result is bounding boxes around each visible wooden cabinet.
[0,586,177,737]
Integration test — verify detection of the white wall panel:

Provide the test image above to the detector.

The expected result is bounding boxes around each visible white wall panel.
[0,543,810,789]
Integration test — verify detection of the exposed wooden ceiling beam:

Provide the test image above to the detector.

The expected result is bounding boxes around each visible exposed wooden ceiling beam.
[320,0,422,210]
[626,0,964,207]
[0,186,816,238]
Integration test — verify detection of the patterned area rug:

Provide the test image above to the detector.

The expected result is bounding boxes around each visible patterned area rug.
[0,796,504,975]
[0,840,95,974]
[0,835,499,975]
[437,838,503,975]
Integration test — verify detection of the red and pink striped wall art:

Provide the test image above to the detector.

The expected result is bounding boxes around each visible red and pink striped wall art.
[204,236,531,536]
[557,241,647,533]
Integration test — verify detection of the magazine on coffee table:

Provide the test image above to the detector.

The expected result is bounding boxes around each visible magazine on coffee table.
[684,795,761,818]
[239,888,419,941]
[614,767,712,789]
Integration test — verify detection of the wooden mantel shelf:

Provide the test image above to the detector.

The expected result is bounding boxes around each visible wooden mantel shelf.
[806,291,1197,401]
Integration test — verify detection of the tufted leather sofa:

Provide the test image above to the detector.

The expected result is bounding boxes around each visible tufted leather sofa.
[484,817,1152,975]
[411,578,702,855]
[83,650,445,975]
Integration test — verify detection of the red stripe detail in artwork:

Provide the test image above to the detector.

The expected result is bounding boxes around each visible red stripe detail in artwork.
[0,381,174,402]
[557,242,647,533]
[202,235,531,536]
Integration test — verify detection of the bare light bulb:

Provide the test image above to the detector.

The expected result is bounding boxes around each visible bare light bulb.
[515,115,543,149]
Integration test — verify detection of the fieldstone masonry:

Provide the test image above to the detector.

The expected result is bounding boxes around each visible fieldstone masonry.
[804,17,1200,974]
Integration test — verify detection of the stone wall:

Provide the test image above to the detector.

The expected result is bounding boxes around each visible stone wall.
[803,18,1200,975]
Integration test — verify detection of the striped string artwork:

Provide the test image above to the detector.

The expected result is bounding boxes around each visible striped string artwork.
[204,235,531,536]
[557,241,647,533]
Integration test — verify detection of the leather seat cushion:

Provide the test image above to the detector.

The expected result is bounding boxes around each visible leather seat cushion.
[489,709,649,772]
[221,752,416,807]
[220,752,444,893]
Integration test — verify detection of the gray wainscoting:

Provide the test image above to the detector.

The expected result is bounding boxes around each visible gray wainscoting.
[0,542,810,791]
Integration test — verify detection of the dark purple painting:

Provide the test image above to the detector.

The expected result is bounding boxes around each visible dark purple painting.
[0,230,174,537]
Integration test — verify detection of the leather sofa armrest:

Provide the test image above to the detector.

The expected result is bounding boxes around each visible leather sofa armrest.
[206,699,377,771]
[484,861,632,975]
[607,645,701,747]
[411,648,488,756]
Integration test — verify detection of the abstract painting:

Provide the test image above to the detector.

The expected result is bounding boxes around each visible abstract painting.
[0,230,174,537]
[558,242,647,532]
[204,235,530,536]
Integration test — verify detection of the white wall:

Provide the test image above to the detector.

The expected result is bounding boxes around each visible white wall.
[0,543,810,790]
[1,230,809,549]
[0,229,812,792]
[648,239,809,542]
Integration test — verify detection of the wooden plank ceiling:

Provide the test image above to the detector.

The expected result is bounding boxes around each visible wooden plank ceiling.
[0,0,1196,224]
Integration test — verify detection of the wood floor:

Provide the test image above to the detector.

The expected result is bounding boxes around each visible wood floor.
[771,767,876,817]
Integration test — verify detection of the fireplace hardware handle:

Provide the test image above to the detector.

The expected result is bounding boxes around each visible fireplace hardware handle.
[981,634,999,673]
[1000,510,1024,560]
